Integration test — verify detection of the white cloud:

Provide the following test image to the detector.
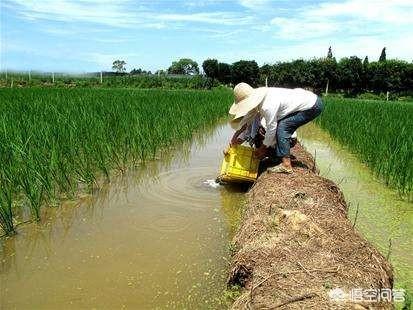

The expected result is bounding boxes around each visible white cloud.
[207,29,243,39]
[308,0,413,25]
[269,0,413,41]
[239,0,270,10]
[3,0,412,72]
[155,12,252,26]
[270,17,340,39]
[212,0,413,64]
[331,33,413,61]
[5,0,254,28]
[5,0,138,27]
[186,0,225,7]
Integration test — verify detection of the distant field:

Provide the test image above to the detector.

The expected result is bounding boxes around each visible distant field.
[0,88,232,235]
[316,97,413,200]
[0,72,213,89]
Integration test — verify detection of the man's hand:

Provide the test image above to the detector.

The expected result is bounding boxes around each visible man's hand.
[230,137,243,146]
[254,145,268,159]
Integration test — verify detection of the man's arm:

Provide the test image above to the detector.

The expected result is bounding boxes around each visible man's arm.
[230,123,248,145]
[254,103,279,159]
[262,103,279,147]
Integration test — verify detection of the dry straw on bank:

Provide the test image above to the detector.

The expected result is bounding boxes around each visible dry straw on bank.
[228,144,393,309]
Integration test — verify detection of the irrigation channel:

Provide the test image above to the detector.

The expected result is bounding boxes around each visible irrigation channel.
[0,122,411,308]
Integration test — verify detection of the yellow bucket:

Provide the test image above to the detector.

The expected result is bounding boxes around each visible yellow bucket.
[218,145,259,183]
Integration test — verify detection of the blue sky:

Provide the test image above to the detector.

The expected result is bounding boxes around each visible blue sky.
[1,0,412,73]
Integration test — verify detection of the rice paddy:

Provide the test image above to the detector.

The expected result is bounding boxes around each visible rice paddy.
[316,97,413,200]
[1,88,411,308]
[0,72,212,89]
[0,88,232,235]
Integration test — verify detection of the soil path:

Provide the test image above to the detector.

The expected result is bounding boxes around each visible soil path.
[228,143,393,309]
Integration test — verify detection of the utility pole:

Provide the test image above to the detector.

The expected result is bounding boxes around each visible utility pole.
[325,79,329,96]
[265,77,268,87]
[52,72,55,83]
[100,71,103,84]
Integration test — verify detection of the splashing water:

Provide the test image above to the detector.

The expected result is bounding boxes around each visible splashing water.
[203,179,221,189]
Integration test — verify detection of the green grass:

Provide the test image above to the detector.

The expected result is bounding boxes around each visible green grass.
[0,88,232,235]
[316,98,413,200]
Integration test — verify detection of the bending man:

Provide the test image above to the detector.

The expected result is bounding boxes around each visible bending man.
[229,82,323,173]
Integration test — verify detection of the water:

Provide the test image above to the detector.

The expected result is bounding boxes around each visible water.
[1,121,411,309]
[0,123,245,309]
[299,123,413,291]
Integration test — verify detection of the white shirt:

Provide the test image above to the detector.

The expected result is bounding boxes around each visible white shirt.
[258,88,317,147]
[238,115,297,146]
[238,115,263,142]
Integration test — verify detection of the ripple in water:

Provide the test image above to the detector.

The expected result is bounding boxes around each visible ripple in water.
[141,167,221,210]
[150,212,190,233]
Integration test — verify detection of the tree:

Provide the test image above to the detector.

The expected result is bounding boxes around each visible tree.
[112,60,126,73]
[231,60,259,86]
[259,64,272,85]
[217,62,232,84]
[337,56,363,94]
[289,59,314,87]
[130,68,143,75]
[379,47,386,62]
[259,64,272,77]
[155,69,166,76]
[363,56,369,68]
[130,68,151,75]
[306,57,338,94]
[202,59,219,80]
[369,60,410,93]
[325,57,338,94]
[327,46,333,59]
[168,58,199,75]
[406,62,413,92]
[362,56,370,91]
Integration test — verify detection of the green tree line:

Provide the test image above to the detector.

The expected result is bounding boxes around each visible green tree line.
[202,47,413,96]
[3,48,412,96]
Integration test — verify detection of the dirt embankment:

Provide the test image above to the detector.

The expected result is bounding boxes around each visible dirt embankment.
[228,143,393,309]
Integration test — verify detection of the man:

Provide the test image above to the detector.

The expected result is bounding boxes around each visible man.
[229,82,323,173]
[229,115,297,149]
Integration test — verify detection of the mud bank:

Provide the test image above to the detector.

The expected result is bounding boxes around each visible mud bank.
[228,143,394,309]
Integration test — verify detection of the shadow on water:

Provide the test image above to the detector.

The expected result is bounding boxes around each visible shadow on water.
[219,183,250,238]
[0,121,246,309]
[299,122,413,291]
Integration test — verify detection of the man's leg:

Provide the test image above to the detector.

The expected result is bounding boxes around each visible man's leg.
[275,121,294,169]
[275,98,323,170]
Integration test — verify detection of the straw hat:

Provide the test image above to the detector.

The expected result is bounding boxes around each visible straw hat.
[229,82,267,119]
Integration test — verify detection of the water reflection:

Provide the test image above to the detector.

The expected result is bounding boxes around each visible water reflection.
[219,183,249,238]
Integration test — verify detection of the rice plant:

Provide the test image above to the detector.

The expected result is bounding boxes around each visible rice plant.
[0,88,232,235]
[0,179,15,235]
[316,98,413,200]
